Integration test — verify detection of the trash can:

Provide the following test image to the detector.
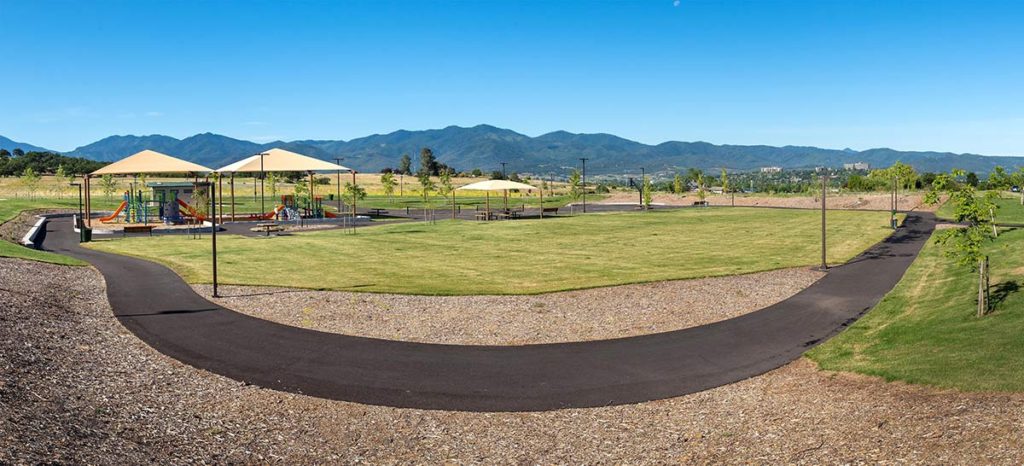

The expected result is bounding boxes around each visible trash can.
[81,226,93,243]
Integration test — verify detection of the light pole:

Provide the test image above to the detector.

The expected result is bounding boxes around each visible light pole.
[335,157,344,215]
[258,152,267,216]
[579,158,589,213]
[70,182,83,233]
[500,162,508,179]
[821,173,828,271]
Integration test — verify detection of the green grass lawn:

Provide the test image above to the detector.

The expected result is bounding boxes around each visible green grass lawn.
[936,191,1024,224]
[808,226,1024,392]
[87,207,897,295]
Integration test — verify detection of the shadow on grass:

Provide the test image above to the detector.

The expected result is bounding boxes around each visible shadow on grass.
[990,280,1020,310]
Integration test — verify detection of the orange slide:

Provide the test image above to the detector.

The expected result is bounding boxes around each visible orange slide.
[324,210,337,218]
[100,201,128,223]
[177,199,207,222]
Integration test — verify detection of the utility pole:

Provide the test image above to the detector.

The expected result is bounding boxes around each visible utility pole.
[640,167,645,207]
[821,173,828,271]
[335,157,344,214]
[580,157,589,213]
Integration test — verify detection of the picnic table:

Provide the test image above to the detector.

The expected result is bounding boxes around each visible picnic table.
[255,222,281,236]
[367,208,389,216]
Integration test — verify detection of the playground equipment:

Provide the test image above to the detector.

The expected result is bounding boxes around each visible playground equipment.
[279,194,329,219]
[101,188,160,224]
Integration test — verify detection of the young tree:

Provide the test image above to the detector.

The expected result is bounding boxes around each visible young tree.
[53,164,69,198]
[988,166,1010,190]
[672,173,683,195]
[100,174,118,200]
[418,172,435,207]
[344,181,367,206]
[380,172,397,203]
[398,153,412,175]
[265,172,279,197]
[1013,167,1024,205]
[642,175,653,209]
[508,172,522,182]
[20,167,41,199]
[437,170,455,217]
[925,169,999,316]
[720,168,730,195]
[695,172,707,204]
[471,168,483,177]
[568,169,582,201]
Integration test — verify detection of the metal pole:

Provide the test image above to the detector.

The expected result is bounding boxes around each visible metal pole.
[259,153,266,215]
[351,171,357,216]
[230,174,235,221]
[335,157,344,214]
[821,174,828,270]
[209,181,219,298]
[580,157,588,213]
[500,162,507,179]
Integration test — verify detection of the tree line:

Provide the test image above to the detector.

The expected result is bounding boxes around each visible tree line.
[0,149,107,177]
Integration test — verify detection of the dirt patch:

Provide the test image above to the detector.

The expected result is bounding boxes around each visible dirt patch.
[599,192,940,212]
[2,257,1023,463]
[0,209,73,243]
[195,267,825,345]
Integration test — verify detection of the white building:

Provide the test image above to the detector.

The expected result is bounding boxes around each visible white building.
[843,162,870,171]
[760,166,783,174]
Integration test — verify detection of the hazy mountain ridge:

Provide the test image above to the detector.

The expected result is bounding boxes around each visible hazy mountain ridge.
[4,125,1023,175]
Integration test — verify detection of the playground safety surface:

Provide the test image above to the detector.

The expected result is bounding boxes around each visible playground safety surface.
[41,212,936,412]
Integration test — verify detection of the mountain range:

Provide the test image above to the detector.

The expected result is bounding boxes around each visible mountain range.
[3,124,1023,176]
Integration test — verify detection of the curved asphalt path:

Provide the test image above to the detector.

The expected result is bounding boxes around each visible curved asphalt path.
[41,213,935,412]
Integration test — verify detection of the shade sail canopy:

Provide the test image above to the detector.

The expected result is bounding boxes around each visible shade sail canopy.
[216,148,351,173]
[90,150,213,175]
[456,179,538,191]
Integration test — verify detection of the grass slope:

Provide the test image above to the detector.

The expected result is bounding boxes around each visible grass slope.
[936,191,1024,224]
[0,198,98,266]
[87,207,896,295]
[808,227,1024,392]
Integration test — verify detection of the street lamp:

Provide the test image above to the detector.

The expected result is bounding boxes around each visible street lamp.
[195,180,220,297]
[335,157,345,214]
[500,162,508,179]
[820,173,828,271]
[69,182,83,230]
[579,158,589,213]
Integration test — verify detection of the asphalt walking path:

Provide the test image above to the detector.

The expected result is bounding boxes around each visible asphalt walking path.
[41,212,936,412]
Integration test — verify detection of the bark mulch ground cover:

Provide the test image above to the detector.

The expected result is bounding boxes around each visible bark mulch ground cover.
[2,257,1022,463]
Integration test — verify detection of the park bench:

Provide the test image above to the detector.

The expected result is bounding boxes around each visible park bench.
[692,201,708,206]
[541,207,558,215]
[368,208,389,216]
[122,225,155,237]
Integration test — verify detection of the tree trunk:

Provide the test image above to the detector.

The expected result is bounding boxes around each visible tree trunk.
[977,256,988,317]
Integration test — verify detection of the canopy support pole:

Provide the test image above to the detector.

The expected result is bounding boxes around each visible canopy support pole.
[218,174,224,223]
[352,171,357,217]
[486,192,490,221]
[230,174,235,222]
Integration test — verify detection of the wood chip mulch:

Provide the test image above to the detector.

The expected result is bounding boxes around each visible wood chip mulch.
[2,257,1023,464]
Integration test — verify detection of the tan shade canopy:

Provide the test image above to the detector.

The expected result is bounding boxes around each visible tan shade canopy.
[457,179,538,191]
[216,148,351,173]
[90,150,213,175]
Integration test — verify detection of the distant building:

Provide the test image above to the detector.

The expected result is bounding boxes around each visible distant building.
[843,162,870,171]
[760,166,783,174]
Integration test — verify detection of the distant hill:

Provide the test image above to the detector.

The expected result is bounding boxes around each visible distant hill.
[0,135,52,153]
[6,124,1024,175]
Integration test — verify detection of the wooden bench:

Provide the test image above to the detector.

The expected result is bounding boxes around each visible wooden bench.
[692,201,708,206]
[122,225,155,237]
[368,208,389,216]
[541,207,559,215]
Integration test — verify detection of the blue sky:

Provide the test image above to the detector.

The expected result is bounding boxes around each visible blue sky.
[1,0,1022,155]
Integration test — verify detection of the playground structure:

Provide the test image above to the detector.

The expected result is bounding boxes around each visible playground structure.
[100,181,209,225]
